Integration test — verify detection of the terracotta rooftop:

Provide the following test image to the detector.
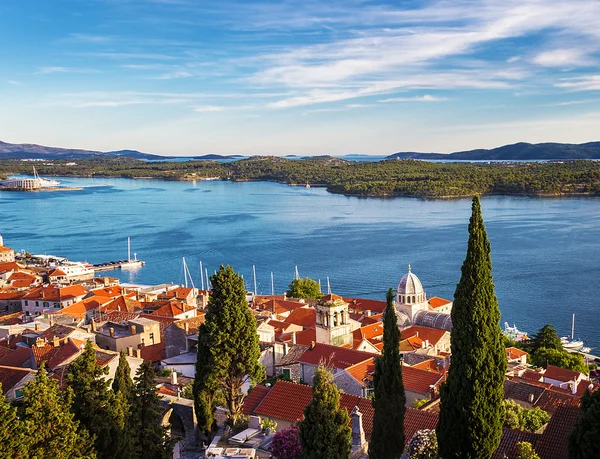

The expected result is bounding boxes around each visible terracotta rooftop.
[492,429,540,459]
[0,365,36,393]
[535,405,580,459]
[140,342,166,363]
[97,295,141,314]
[401,325,447,346]
[280,327,316,346]
[298,343,376,369]
[428,297,452,309]
[345,358,375,386]
[151,302,195,318]
[172,316,205,335]
[402,365,446,394]
[242,385,271,416]
[344,298,387,314]
[353,323,384,341]
[544,365,584,383]
[284,307,316,328]
[0,346,32,368]
[60,296,113,319]
[260,299,307,315]
[22,284,88,302]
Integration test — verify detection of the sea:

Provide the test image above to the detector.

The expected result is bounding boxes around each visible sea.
[1,176,599,349]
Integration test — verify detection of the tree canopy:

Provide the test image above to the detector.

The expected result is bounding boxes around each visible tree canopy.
[437,196,507,458]
[299,365,351,459]
[369,288,406,459]
[527,324,563,354]
[530,347,588,374]
[569,388,600,458]
[194,265,265,427]
[503,400,549,432]
[286,277,323,299]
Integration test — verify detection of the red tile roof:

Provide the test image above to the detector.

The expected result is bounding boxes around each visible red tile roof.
[428,297,452,309]
[402,365,446,395]
[361,314,384,325]
[353,323,384,341]
[0,262,19,273]
[0,365,36,393]
[320,294,344,303]
[48,269,67,277]
[506,347,528,360]
[492,429,540,459]
[536,405,580,459]
[298,343,376,369]
[544,365,584,383]
[61,296,113,319]
[284,308,316,328]
[261,299,307,315]
[0,347,32,368]
[140,342,166,363]
[151,302,195,318]
[401,325,447,346]
[410,359,444,374]
[22,284,88,302]
[97,295,141,313]
[344,298,387,314]
[521,369,543,382]
[242,385,271,416]
[280,327,316,346]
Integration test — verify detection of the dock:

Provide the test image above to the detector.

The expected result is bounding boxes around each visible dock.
[92,260,145,272]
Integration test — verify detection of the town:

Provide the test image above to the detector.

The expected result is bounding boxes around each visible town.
[0,203,596,459]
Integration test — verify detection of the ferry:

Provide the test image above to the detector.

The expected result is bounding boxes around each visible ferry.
[503,322,529,342]
[0,166,60,190]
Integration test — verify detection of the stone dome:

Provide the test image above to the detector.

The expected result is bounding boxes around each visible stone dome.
[397,265,424,296]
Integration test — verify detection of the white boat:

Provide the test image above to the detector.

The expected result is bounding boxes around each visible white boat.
[562,314,585,350]
[503,322,528,342]
[580,347,592,354]
[120,237,143,270]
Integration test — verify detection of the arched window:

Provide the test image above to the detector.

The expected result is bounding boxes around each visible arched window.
[333,312,338,327]
[412,296,416,303]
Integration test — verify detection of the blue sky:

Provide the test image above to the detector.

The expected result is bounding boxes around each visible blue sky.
[1,0,600,156]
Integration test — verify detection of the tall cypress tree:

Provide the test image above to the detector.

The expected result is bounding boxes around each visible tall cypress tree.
[437,196,506,458]
[194,265,265,427]
[368,288,406,459]
[112,348,133,396]
[193,321,219,440]
[20,364,96,459]
[568,388,600,458]
[67,340,120,459]
[0,383,29,458]
[299,365,351,459]
[130,362,173,459]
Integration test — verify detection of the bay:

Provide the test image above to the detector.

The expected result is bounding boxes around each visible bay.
[1,176,599,349]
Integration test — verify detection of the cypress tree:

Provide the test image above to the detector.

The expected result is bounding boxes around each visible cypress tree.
[130,362,173,459]
[193,321,219,439]
[299,365,351,459]
[368,288,406,459]
[0,383,29,458]
[194,265,265,427]
[112,348,133,396]
[20,364,96,459]
[568,388,600,458]
[437,196,506,458]
[67,340,120,459]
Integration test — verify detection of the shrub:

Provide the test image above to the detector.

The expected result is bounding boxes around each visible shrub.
[407,429,439,459]
[270,425,302,459]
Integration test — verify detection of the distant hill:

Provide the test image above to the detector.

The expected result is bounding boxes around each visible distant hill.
[387,142,600,161]
[192,154,244,160]
[0,141,166,160]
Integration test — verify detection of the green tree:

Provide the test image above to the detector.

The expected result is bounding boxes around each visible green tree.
[369,288,406,459]
[130,362,173,459]
[569,388,600,458]
[503,400,549,432]
[527,324,563,353]
[299,365,351,459]
[0,383,29,458]
[515,442,540,459]
[530,347,588,374]
[112,349,133,396]
[437,196,507,459]
[20,364,96,459]
[193,321,220,439]
[67,340,122,459]
[286,277,323,299]
[195,265,265,427]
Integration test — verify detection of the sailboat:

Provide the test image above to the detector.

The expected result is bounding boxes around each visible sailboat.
[561,314,584,350]
[120,237,144,269]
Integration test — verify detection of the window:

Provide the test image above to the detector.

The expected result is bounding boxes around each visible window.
[43,302,49,308]
[35,301,39,307]
[24,300,28,306]
[54,303,60,308]
[283,368,291,380]
[149,333,154,344]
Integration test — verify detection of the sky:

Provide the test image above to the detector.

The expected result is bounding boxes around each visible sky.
[1,0,600,156]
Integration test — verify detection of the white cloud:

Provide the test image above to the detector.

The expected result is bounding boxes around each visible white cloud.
[193,105,225,112]
[556,75,600,91]
[379,95,448,103]
[36,66,100,75]
[533,49,588,67]
[8,80,23,86]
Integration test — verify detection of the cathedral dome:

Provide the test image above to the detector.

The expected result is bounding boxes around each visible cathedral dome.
[397,265,424,296]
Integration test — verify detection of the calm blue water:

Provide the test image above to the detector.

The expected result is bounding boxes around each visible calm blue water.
[1,177,599,348]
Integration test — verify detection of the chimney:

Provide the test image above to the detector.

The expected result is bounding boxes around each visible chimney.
[292,331,297,345]
[127,346,132,357]
[184,322,189,335]
[283,342,289,356]
[571,380,578,396]
[36,337,45,348]
[310,341,316,350]
[34,322,40,331]
[170,369,178,386]
[104,277,109,286]
[528,393,535,404]
[130,325,137,335]
[134,348,141,359]
[365,310,371,317]
[91,320,97,332]
[53,336,60,347]
[416,331,419,338]
[109,327,115,338]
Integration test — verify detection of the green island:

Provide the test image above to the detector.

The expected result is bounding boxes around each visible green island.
[2,156,600,198]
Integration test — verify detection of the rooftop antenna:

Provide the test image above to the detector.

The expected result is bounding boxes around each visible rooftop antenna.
[253,265,257,296]
[294,266,300,280]
[271,272,274,296]
[327,276,331,295]
[199,261,205,291]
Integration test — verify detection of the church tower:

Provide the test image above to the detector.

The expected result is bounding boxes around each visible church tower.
[315,294,352,346]
[395,265,429,322]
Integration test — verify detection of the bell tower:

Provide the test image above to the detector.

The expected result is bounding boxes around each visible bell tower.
[315,294,352,346]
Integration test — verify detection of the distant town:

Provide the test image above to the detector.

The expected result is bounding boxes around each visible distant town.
[0,228,595,459]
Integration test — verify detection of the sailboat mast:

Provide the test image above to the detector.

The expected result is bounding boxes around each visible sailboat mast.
[127,237,131,262]
[572,313,575,339]
[200,261,205,290]
[295,266,299,280]
[327,276,331,295]
[205,268,210,290]
[183,257,188,288]
[253,265,257,296]
[271,272,274,296]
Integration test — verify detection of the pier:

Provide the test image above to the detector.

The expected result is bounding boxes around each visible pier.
[92,259,145,272]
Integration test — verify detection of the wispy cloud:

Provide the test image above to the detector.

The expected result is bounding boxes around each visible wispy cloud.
[533,49,589,67]
[556,75,600,91]
[193,105,225,112]
[8,80,23,86]
[35,66,101,75]
[379,95,447,103]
